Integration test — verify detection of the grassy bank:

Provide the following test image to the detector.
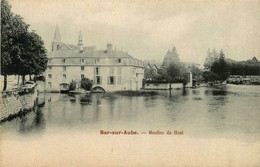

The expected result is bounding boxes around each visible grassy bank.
[106,90,159,96]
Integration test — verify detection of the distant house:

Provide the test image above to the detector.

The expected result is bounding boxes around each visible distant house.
[45,26,144,92]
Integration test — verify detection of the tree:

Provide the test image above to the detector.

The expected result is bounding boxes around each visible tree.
[80,78,93,91]
[211,50,229,81]
[159,46,182,81]
[144,68,156,80]
[189,65,202,79]
[1,0,16,90]
[16,31,48,84]
[1,0,48,89]
[161,47,180,71]
[204,48,218,71]
[69,80,77,91]
[1,0,29,90]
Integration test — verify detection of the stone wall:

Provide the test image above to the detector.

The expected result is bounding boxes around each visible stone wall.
[0,84,38,122]
[227,75,260,85]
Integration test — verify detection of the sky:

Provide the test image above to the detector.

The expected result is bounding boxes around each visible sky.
[9,0,260,66]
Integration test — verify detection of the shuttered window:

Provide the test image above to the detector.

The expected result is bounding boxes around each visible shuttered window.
[108,76,116,85]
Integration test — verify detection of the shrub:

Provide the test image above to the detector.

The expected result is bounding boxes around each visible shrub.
[69,80,77,91]
[80,78,93,91]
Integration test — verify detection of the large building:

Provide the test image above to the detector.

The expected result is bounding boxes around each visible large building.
[45,26,144,92]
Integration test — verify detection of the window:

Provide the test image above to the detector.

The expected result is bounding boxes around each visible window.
[48,59,52,63]
[62,59,66,63]
[95,67,99,75]
[57,45,60,50]
[109,76,115,85]
[117,76,122,85]
[48,82,52,88]
[48,66,52,70]
[48,74,52,79]
[81,74,84,79]
[63,66,66,71]
[81,59,85,63]
[118,58,121,63]
[81,66,84,71]
[96,76,101,84]
[118,67,122,75]
[63,85,67,89]
[63,74,66,79]
[110,67,114,75]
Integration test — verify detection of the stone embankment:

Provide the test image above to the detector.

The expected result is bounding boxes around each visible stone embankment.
[0,84,39,122]
[227,75,260,85]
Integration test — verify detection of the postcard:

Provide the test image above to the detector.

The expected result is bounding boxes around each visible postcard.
[1,0,260,166]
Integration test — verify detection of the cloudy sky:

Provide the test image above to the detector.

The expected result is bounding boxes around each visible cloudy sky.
[9,0,260,65]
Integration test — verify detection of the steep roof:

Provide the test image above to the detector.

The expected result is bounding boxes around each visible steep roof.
[53,25,61,42]
[143,60,162,69]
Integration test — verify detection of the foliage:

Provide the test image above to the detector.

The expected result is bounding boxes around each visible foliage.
[161,47,180,72]
[1,0,48,90]
[69,80,77,91]
[211,50,229,81]
[157,47,191,83]
[203,49,230,82]
[189,65,202,79]
[34,76,45,82]
[202,71,219,82]
[144,68,156,80]
[226,58,260,76]
[204,48,218,70]
[80,78,93,91]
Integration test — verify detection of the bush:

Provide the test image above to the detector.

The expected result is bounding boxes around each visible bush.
[80,78,93,91]
[34,76,45,82]
[69,80,77,91]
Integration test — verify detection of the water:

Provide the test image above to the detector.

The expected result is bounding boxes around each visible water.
[1,85,260,166]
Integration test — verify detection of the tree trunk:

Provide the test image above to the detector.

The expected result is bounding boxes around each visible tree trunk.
[17,75,20,87]
[22,75,25,85]
[3,75,7,91]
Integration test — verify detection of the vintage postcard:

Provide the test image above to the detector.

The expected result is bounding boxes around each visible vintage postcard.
[0,0,260,166]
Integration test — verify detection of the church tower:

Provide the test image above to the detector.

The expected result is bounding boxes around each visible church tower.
[78,30,84,53]
[52,25,63,51]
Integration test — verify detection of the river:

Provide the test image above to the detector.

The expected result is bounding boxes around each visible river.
[1,85,260,166]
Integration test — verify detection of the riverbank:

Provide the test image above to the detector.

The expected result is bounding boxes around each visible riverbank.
[0,83,42,122]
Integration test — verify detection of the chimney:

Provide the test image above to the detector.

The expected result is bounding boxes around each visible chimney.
[107,43,112,53]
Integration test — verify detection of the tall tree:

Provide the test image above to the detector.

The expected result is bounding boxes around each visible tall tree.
[16,31,48,84]
[204,48,218,71]
[160,46,181,80]
[211,50,229,81]
[1,0,47,89]
[1,0,14,90]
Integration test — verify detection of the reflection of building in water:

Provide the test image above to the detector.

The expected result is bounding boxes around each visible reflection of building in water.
[45,26,144,92]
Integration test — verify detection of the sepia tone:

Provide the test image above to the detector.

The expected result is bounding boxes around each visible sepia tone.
[0,0,260,167]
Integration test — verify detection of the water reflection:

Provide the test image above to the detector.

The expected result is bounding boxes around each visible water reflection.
[18,105,46,134]
[1,85,260,141]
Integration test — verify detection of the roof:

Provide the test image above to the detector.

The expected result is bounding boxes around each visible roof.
[53,25,61,42]
[143,60,162,69]
[48,48,135,59]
